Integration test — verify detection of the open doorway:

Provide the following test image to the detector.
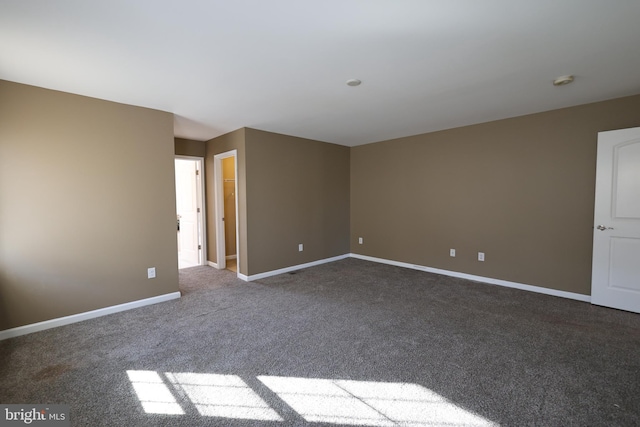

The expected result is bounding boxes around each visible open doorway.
[214,150,239,274]
[175,156,206,269]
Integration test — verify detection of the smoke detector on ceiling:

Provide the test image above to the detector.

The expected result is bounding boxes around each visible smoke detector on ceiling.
[553,75,574,86]
[346,79,362,87]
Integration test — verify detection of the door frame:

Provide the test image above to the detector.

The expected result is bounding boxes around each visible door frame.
[214,150,239,273]
[175,155,207,266]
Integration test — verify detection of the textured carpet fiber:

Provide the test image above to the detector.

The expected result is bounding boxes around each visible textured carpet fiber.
[1,258,639,426]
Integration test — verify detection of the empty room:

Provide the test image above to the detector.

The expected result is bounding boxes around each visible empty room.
[1,1,640,426]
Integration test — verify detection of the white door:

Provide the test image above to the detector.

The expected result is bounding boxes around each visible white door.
[592,127,640,313]
[175,159,201,269]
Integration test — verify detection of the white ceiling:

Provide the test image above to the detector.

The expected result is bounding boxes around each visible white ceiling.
[1,1,639,146]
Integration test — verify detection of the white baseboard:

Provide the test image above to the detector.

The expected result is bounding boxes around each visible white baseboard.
[349,253,591,303]
[245,254,351,281]
[3,254,588,341]
[0,292,181,341]
[208,259,246,280]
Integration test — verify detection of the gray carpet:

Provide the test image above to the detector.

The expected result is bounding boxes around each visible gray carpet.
[1,258,639,426]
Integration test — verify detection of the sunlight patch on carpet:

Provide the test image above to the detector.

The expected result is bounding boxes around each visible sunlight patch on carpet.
[166,372,283,421]
[257,376,497,427]
[126,370,184,415]
[126,371,496,426]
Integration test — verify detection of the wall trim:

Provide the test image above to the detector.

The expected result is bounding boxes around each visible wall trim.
[213,150,239,271]
[0,292,181,341]
[349,253,591,303]
[2,254,591,340]
[209,259,245,280]
[245,254,351,281]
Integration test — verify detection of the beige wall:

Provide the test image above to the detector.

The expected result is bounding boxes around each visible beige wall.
[204,128,350,276]
[205,129,248,274]
[351,94,640,295]
[175,137,206,157]
[4,80,634,332]
[0,80,179,331]
[244,128,350,275]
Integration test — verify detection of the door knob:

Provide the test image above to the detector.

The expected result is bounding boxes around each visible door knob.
[596,225,614,231]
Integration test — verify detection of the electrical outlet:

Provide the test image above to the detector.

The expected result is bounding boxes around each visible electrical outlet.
[298,244,303,252]
[359,237,363,244]
[147,267,156,279]
[478,252,485,262]
[450,249,456,257]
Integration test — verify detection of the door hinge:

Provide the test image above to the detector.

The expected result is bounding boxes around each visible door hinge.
[197,207,201,213]
[195,169,200,175]
[198,244,202,250]
[222,217,225,222]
